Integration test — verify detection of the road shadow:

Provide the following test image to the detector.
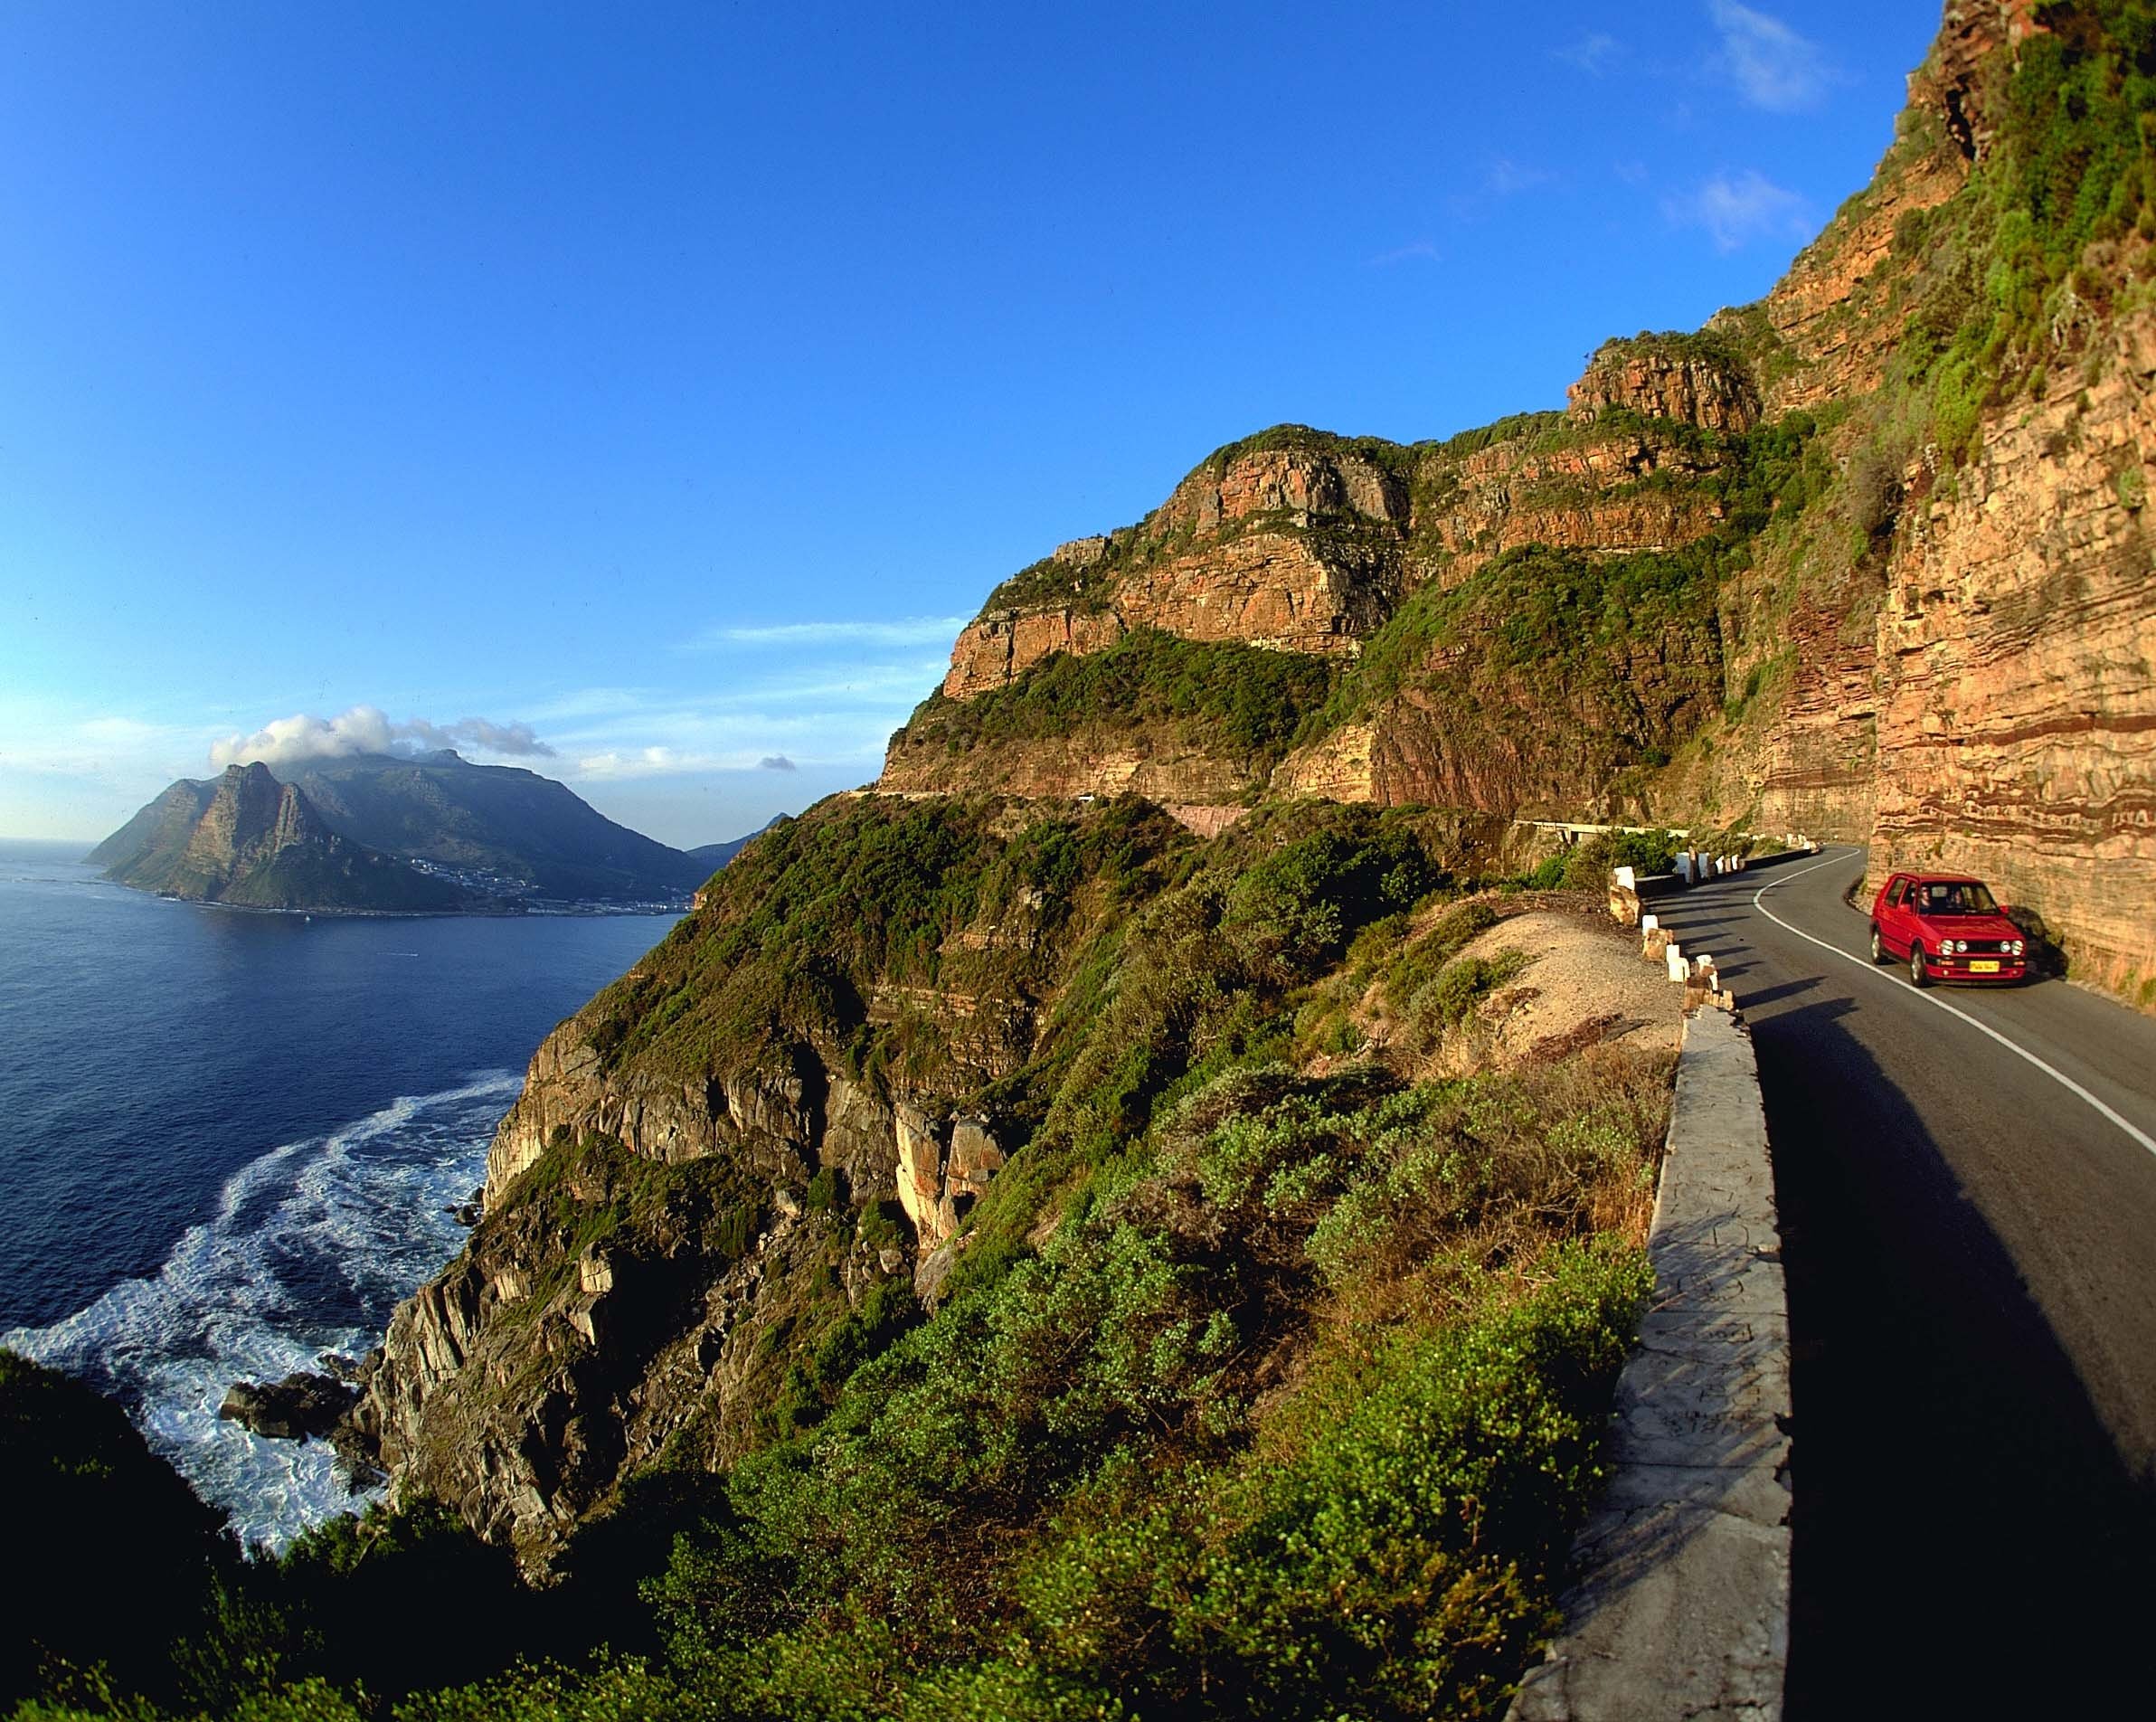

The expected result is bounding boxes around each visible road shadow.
[1752,993,2156,1713]
[1731,975,1820,1010]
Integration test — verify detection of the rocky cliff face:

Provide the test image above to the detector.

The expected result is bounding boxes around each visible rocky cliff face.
[1567,338,1760,432]
[1869,306,2156,998]
[349,798,1194,1560]
[884,2,2156,1004]
[931,403,1742,710]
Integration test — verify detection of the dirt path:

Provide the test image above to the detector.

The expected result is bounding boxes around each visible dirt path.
[1458,899,1685,1063]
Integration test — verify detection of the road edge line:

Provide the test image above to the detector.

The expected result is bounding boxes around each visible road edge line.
[1752,851,2156,1159]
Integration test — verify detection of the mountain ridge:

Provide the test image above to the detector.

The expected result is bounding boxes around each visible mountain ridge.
[90,762,468,912]
[95,750,717,910]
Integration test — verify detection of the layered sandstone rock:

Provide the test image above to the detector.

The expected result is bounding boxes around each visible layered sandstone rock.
[943,606,1128,699]
[1566,339,1761,434]
[922,416,1745,720]
[1147,444,1407,537]
[1869,308,2156,998]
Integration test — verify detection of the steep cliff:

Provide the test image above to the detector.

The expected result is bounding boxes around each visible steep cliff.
[346,797,1554,1564]
[336,0,2154,1692]
[95,763,468,913]
[351,796,1192,1556]
[884,0,2156,1003]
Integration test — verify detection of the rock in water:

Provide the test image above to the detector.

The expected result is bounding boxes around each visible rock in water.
[218,1371,358,1443]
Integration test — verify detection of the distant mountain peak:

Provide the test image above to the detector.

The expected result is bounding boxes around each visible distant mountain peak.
[96,751,711,910]
[94,768,464,913]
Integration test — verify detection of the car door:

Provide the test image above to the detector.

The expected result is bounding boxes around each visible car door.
[1880,875,1910,954]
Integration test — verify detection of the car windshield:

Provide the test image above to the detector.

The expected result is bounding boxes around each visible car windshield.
[1915,881,1998,915]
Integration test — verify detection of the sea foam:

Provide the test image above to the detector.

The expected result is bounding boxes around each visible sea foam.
[4,1072,519,1551]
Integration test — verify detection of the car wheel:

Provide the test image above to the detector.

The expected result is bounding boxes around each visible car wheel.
[1908,942,1929,988]
[1869,925,1885,964]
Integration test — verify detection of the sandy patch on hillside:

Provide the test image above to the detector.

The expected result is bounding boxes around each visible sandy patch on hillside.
[1457,901,1685,1064]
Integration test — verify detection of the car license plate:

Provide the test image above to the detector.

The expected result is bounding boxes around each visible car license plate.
[1970,960,2000,973]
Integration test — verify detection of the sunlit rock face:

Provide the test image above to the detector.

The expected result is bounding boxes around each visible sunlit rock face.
[1869,315,2156,998]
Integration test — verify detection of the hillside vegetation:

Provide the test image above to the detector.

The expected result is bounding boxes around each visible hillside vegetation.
[11,796,1674,1720]
[18,6,2156,1721]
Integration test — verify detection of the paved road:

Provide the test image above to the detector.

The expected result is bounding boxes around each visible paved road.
[1652,847,2156,1713]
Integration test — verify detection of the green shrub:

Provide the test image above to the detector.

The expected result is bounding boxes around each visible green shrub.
[1012,1244,1652,1720]
[891,629,1336,771]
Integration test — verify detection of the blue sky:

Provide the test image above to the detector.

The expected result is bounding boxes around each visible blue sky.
[0,1,1943,847]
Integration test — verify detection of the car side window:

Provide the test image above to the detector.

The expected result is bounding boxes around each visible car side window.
[1886,878,1905,906]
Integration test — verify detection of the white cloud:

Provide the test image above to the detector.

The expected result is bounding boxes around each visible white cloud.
[683,616,968,651]
[1663,168,1814,251]
[1487,157,1555,196]
[574,746,756,781]
[1556,32,1621,75]
[1708,1,1836,112]
[1369,239,1442,268]
[208,705,554,770]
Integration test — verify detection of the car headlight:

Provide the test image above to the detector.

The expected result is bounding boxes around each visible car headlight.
[2012,940,2024,955]
[1951,940,1965,953]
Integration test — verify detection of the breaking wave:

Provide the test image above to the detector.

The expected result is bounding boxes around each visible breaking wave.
[3,1072,519,1551]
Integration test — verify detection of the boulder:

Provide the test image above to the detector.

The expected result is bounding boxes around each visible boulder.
[218,1370,358,1443]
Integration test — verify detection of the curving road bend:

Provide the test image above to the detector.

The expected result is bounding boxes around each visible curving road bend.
[1651,847,2156,1713]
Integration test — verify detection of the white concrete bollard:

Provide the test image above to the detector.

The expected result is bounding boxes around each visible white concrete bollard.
[1641,913,1659,933]
[1676,855,1695,885]
[1666,944,1688,982]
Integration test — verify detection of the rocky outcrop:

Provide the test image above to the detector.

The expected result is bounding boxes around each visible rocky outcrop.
[1419,421,1733,584]
[943,607,1130,699]
[1911,0,2047,164]
[1869,306,2156,999]
[1566,338,1761,433]
[894,1108,1005,1249]
[1273,724,1380,801]
[1149,444,1407,537]
[218,1372,357,1444]
[352,1039,941,1563]
[482,1027,819,1206]
[345,802,1121,1561]
[931,419,1747,710]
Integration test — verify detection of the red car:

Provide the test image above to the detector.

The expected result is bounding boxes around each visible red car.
[1868,872,2028,987]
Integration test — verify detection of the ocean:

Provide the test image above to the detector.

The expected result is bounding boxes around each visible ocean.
[0,838,676,1549]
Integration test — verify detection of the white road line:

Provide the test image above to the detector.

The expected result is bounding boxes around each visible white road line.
[1745,849,2156,1159]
